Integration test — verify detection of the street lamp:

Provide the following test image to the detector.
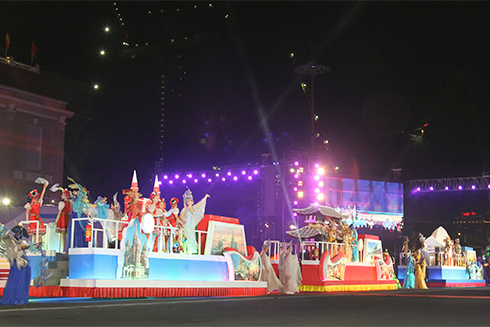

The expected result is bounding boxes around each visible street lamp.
[294,61,330,153]
[2,198,9,205]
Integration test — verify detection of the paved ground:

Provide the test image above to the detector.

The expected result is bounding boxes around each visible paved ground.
[1,287,489,326]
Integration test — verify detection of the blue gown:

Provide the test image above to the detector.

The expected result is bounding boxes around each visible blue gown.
[402,256,415,289]
[1,257,31,305]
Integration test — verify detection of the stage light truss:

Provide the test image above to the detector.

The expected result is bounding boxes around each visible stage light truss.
[408,176,490,192]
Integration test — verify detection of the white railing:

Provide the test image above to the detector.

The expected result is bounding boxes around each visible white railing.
[18,220,39,243]
[70,217,207,255]
[398,251,466,267]
[300,241,346,261]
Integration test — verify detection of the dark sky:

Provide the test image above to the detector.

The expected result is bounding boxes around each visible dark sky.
[2,1,490,199]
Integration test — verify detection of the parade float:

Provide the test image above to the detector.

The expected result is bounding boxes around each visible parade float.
[0,171,267,299]
[268,205,399,293]
[397,226,486,288]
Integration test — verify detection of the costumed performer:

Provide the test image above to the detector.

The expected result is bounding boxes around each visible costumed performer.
[281,244,302,294]
[402,252,415,289]
[89,196,112,244]
[107,193,123,247]
[163,197,180,252]
[179,188,210,254]
[413,249,428,289]
[51,184,72,253]
[66,177,92,248]
[148,194,165,252]
[260,242,283,293]
[0,224,43,305]
[25,180,49,243]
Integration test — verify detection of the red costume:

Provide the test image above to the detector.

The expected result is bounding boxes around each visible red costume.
[56,200,72,233]
[26,194,46,235]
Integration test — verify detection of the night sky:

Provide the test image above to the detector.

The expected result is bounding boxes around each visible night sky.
[2,1,490,200]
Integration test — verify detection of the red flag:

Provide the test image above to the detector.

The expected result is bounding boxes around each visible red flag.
[6,32,10,50]
[31,41,39,59]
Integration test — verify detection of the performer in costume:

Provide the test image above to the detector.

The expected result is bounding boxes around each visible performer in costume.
[163,197,180,252]
[0,224,43,305]
[25,181,49,242]
[402,252,415,289]
[66,177,92,248]
[414,249,428,289]
[51,184,72,253]
[179,188,210,254]
[281,244,302,294]
[107,193,123,247]
[260,242,283,293]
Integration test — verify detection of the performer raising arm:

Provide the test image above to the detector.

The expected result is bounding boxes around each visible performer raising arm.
[179,189,210,255]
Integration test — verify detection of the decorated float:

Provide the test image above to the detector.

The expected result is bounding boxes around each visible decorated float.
[0,171,267,299]
[397,226,486,288]
[267,205,398,293]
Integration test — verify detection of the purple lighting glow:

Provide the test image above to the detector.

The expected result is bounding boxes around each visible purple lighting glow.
[253,170,258,175]
[241,170,246,175]
[416,187,421,191]
[187,174,193,178]
[445,186,449,190]
[221,177,226,181]
[169,180,174,184]
[175,174,179,179]
[182,180,187,184]
[458,185,463,190]
[208,178,212,183]
[247,176,252,180]
[163,175,168,180]
[472,185,476,189]
[233,176,238,181]
[227,171,232,176]
[215,173,220,177]
[429,186,434,191]
[201,173,206,178]
[294,161,299,166]
[158,181,162,185]
[314,163,319,168]
[194,179,198,183]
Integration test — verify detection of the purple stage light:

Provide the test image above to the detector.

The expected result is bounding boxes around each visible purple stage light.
[314,175,320,181]
[445,186,449,190]
[227,171,232,176]
[215,173,219,177]
[201,173,206,178]
[472,185,476,189]
[293,212,297,217]
[175,174,179,179]
[247,176,252,180]
[294,161,299,166]
[222,177,225,181]
[163,175,168,180]
[182,180,187,184]
[488,185,490,189]
[293,187,298,191]
[294,174,298,179]
[187,173,193,178]
[314,188,320,194]
[233,176,238,181]
[253,170,258,175]
[416,187,420,191]
[208,178,212,183]
[429,186,434,191]
[458,185,463,190]
[314,163,319,168]
[241,170,246,175]
[158,181,162,185]
[169,180,174,184]
[194,179,198,183]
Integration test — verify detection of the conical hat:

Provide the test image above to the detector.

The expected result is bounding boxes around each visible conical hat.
[131,170,139,190]
[153,175,160,194]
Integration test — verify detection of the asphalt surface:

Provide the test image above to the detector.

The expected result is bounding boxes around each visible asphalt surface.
[1,287,490,326]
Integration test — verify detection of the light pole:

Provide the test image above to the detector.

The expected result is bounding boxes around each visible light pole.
[294,61,330,153]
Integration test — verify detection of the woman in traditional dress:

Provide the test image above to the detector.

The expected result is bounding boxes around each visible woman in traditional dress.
[260,243,283,293]
[179,188,209,254]
[281,245,302,294]
[402,252,415,289]
[52,186,72,253]
[414,249,428,289]
[25,181,48,242]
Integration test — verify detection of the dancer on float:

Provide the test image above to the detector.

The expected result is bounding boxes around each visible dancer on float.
[107,193,123,247]
[51,184,72,253]
[260,242,283,293]
[280,243,302,294]
[0,224,44,305]
[25,179,49,243]
[163,197,180,252]
[67,177,92,248]
[179,188,210,254]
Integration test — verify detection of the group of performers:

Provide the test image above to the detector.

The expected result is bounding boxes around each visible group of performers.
[260,242,302,294]
[22,172,210,255]
[401,234,429,289]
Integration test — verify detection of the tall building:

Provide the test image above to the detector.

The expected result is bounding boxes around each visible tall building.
[0,56,92,205]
